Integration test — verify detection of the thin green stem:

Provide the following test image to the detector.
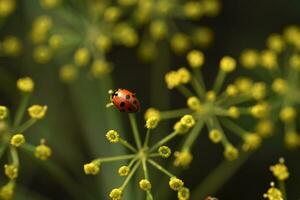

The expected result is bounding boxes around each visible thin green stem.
[119,138,137,153]
[149,131,178,152]
[128,114,142,149]
[190,75,206,99]
[128,156,138,168]
[278,181,287,200]
[177,85,194,98]
[121,161,141,190]
[0,143,7,159]
[148,153,160,158]
[160,108,192,120]
[219,118,247,138]
[142,158,154,200]
[14,118,37,133]
[182,120,204,150]
[9,146,19,166]
[143,129,151,148]
[213,70,226,94]
[13,93,30,128]
[193,68,206,91]
[147,159,174,177]
[93,154,136,163]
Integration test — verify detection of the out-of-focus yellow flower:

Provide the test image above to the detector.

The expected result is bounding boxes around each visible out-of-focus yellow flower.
[267,34,285,53]
[187,96,201,111]
[138,41,156,61]
[226,84,238,96]
[183,1,203,19]
[28,105,48,119]
[144,108,161,121]
[139,179,151,191]
[109,188,122,200]
[96,35,111,52]
[10,134,25,147]
[0,0,16,17]
[206,91,216,102]
[270,158,289,181]
[171,33,190,54]
[260,50,277,70]
[0,106,8,120]
[4,164,18,179]
[272,78,287,95]
[187,50,204,68]
[256,120,274,138]
[40,0,61,9]
[74,48,90,67]
[17,77,34,93]
[173,151,193,167]
[114,23,138,47]
[279,106,296,123]
[118,0,136,6]
[104,6,121,22]
[60,64,78,83]
[240,49,259,69]
[283,25,300,45]
[84,162,100,175]
[177,68,191,84]
[2,36,22,56]
[178,187,190,200]
[242,133,261,151]
[220,56,236,72]
[169,177,184,191]
[289,54,300,70]
[284,131,300,149]
[0,182,14,200]
[234,77,253,93]
[228,106,240,119]
[250,102,269,119]
[192,27,214,48]
[48,35,62,49]
[251,82,266,100]
[202,0,221,17]
[35,139,52,160]
[209,129,222,143]
[165,70,181,89]
[91,60,112,78]
[33,46,52,64]
[224,144,239,161]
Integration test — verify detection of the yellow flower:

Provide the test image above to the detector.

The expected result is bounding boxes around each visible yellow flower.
[33,46,52,64]
[158,146,171,158]
[60,65,78,83]
[251,82,266,100]
[260,50,277,70]
[4,164,18,179]
[192,27,214,48]
[0,182,14,200]
[209,129,222,143]
[177,187,190,200]
[10,134,25,147]
[235,77,253,93]
[118,166,130,176]
[138,41,156,61]
[173,121,189,134]
[118,0,136,6]
[173,151,193,167]
[279,106,296,123]
[220,56,236,72]
[145,117,159,129]
[74,48,90,67]
[96,35,112,52]
[114,23,138,47]
[139,179,151,191]
[17,77,34,93]
[250,102,269,119]
[149,20,168,40]
[272,79,287,94]
[240,49,259,69]
[187,96,201,111]
[263,182,283,200]
[169,177,184,191]
[165,71,181,89]
[35,139,52,160]
[223,145,239,161]
[270,158,289,181]
[289,54,300,70]
[242,133,262,151]
[2,36,22,56]
[109,188,122,200]
[104,6,121,22]
[206,90,216,102]
[256,120,274,138]
[28,105,48,119]
[177,68,191,84]
[40,0,61,9]
[0,106,8,120]
[187,50,204,68]
[171,33,190,55]
[32,15,53,33]
[183,1,203,19]
[283,25,300,45]
[202,0,221,17]
[48,34,62,49]
[284,131,300,149]
[0,0,16,17]
[84,162,100,175]
[267,34,285,53]
[226,84,238,96]
[144,108,161,121]
[106,130,120,143]
[180,115,195,128]
[91,60,112,78]
[228,106,240,119]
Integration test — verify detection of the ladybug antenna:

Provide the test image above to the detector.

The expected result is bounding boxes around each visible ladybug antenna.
[108,89,114,95]
[106,89,115,108]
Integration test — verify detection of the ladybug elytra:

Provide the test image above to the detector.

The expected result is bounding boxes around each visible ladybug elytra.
[108,89,140,113]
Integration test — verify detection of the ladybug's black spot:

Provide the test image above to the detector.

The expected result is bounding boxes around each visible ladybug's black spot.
[120,102,125,107]
[133,100,137,104]
[126,95,130,99]
[132,94,136,98]
[128,107,133,112]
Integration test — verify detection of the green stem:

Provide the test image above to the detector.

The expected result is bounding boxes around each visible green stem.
[121,161,141,190]
[0,143,7,159]
[142,158,154,200]
[191,150,252,199]
[143,129,151,148]
[192,69,206,91]
[160,108,192,120]
[119,138,137,153]
[9,146,19,166]
[14,118,37,133]
[13,93,30,128]
[94,154,136,163]
[147,159,174,177]
[278,181,287,200]
[149,131,178,152]
[177,85,194,98]
[190,75,206,99]
[213,70,226,94]
[219,118,247,138]
[128,114,142,149]
[182,120,204,150]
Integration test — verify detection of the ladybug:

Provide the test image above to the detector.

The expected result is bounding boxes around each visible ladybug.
[108,89,140,113]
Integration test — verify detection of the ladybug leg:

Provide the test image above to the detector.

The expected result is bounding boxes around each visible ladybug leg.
[106,102,114,108]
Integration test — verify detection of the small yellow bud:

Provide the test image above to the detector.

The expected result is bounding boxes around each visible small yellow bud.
[251,82,266,100]
[283,25,300,45]
[220,56,236,72]
[0,0,16,17]
[187,96,201,111]
[149,20,167,40]
[183,1,203,19]
[242,133,261,151]
[114,23,138,47]
[10,134,25,147]
[270,158,289,181]
[4,164,18,180]
[272,79,287,94]
[17,77,34,93]
[267,34,285,53]
[28,105,48,119]
[32,15,53,32]
[187,50,204,68]
[173,121,189,134]
[180,115,195,128]
[74,48,90,67]
[169,177,184,191]
[256,120,274,138]
[60,65,78,83]
[206,91,216,102]
[104,6,121,22]
[145,117,159,129]
[263,182,283,200]
[250,102,269,119]
[35,139,52,160]
[118,166,130,176]
[226,84,238,96]
[165,71,181,89]
[279,106,296,123]
[202,0,221,17]
[0,106,8,120]
[2,36,22,56]
[106,130,120,143]
[84,162,100,175]
[139,179,151,191]
[224,145,239,161]
[177,187,190,200]
[209,129,222,143]
[158,146,171,158]
[260,50,277,70]
[289,54,300,70]
[228,106,240,119]
[138,41,156,61]
[40,0,61,9]
[33,46,52,64]
[240,49,259,69]
[0,182,14,200]
[144,108,161,121]
[109,188,122,200]
[96,35,111,52]
[235,77,253,93]
[192,27,213,48]
[173,151,193,167]
[177,68,191,84]
[91,60,112,78]
[171,33,190,55]
[284,131,300,149]
[48,34,62,49]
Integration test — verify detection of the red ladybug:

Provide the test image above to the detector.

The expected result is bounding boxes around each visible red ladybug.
[108,89,140,113]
